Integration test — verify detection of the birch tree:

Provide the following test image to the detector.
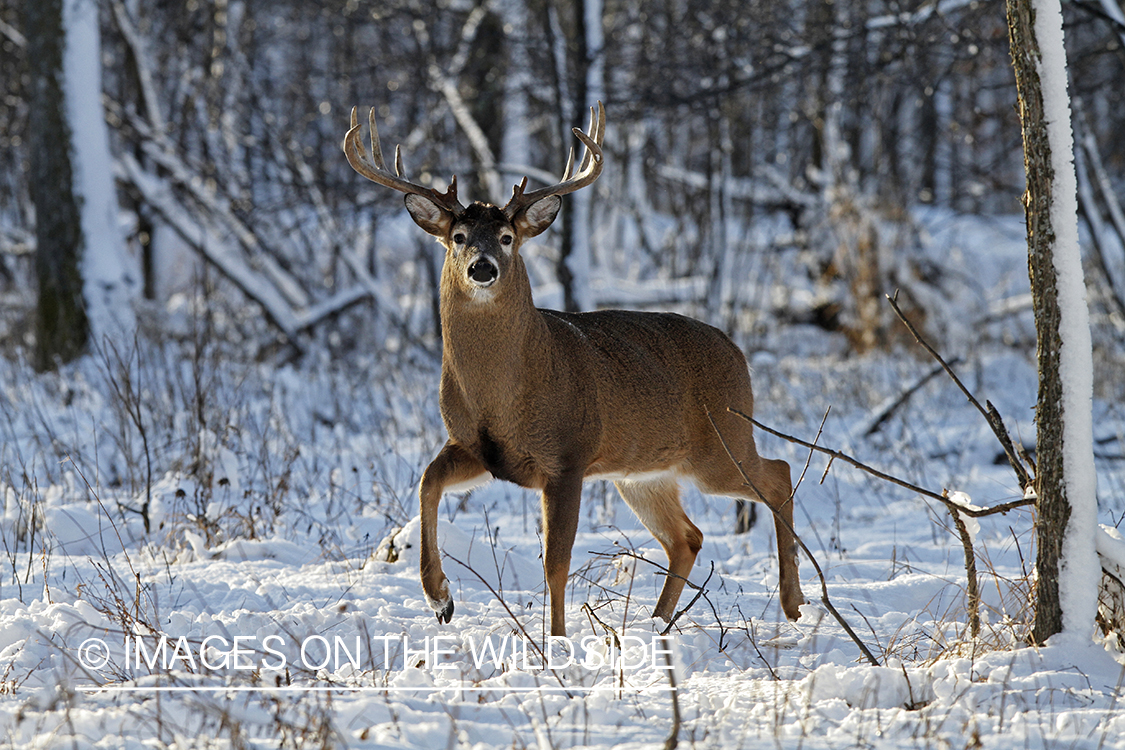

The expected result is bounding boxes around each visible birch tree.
[25,0,135,371]
[25,0,88,370]
[64,0,137,343]
[1005,0,1099,643]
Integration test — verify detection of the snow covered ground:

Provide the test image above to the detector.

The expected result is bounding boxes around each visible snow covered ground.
[1,210,1124,748]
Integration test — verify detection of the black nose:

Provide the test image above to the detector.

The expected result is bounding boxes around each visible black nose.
[468,259,498,284]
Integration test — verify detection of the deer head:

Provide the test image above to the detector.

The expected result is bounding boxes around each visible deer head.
[344,104,604,303]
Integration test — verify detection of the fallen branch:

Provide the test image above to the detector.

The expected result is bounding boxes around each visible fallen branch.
[861,360,956,437]
[118,152,304,343]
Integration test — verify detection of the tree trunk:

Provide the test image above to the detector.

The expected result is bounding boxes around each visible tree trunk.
[557,0,590,313]
[1008,0,1066,643]
[1006,0,1097,644]
[25,0,89,370]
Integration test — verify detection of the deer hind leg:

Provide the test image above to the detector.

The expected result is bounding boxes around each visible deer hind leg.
[542,471,584,637]
[615,478,703,622]
[694,419,806,621]
[753,456,805,621]
[418,441,490,624]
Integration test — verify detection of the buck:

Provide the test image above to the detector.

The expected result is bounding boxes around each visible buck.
[344,103,805,636]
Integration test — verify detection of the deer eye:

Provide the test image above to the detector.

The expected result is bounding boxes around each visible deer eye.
[452,233,466,245]
[500,234,514,246]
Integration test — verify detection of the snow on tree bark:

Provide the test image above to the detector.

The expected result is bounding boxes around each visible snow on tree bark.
[1005,0,1098,643]
[25,0,89,370]
[63,0,137,344]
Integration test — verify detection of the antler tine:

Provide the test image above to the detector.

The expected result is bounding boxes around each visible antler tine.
[366,106,387,170]
[561,147,576,182]
[343,105,465,214]
[575,104,600,174]
[503,101,606,218]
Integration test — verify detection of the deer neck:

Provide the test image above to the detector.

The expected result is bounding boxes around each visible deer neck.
[439,256,548,412]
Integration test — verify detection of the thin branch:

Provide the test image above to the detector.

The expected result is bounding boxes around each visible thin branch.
[661,562,716,636]
[945,494,982,638]
[733,409,1034,647]
[861,360,956,437]
[738,410,1033,519]
[886,291,1034,491]
[581,602,622,649]
[735,607,781,681]
[662,643,681,750]
[588,548,702,591]
[443,552,572,695]
[706,410,881,666]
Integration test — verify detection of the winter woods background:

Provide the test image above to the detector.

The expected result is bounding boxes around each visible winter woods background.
[0,0,1121,360]
[1,0,1125,747]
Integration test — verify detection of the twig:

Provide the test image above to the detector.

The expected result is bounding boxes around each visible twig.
[739,410,1033,519]
[588,549,730,647]
[946,493,982,638]
[581,602,621,649]
[662,644,681,750]
[849,604,884,658]
[796,408,831,494]
[886,291,1034,491]
[862,360,956,437]
[740,410,1028,642]
[735,607,781,681]
[443,553,572,695]
[588,548,703,591]
[661,562,716,636]
[706,410,881,666]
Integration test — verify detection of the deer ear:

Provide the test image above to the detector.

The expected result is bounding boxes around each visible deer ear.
[513,196,561,239]
[405,194,454,238]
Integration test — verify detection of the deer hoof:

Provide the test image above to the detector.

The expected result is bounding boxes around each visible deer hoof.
[436,600,454,624]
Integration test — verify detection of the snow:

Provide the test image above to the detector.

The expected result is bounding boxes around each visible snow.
[1032,0,1100,639]
[945,491,981,547]
[1097,525,1125,577]
[0,205,1123,746]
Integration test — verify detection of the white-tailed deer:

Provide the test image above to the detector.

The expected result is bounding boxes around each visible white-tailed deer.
[344,103,805,636]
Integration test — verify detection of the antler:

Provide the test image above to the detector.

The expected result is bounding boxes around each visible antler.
[343,106,465,214]
[502,101,605,219]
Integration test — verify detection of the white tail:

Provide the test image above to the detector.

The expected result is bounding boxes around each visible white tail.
[344,103,805,636]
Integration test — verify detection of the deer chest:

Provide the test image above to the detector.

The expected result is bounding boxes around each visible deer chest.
[473,426,545,489]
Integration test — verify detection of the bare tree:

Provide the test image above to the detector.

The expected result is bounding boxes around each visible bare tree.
[24,0,89,370]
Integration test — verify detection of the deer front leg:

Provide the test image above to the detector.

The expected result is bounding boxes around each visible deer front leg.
[418,441,489,624]
[541,471,584,637]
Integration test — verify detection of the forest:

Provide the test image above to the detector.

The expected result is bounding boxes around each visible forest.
[0,0,1124,747]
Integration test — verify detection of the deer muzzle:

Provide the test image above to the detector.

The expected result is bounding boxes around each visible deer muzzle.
[467,256,499,286]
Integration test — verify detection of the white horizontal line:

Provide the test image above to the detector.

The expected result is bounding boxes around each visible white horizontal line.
[78,685,675,694]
